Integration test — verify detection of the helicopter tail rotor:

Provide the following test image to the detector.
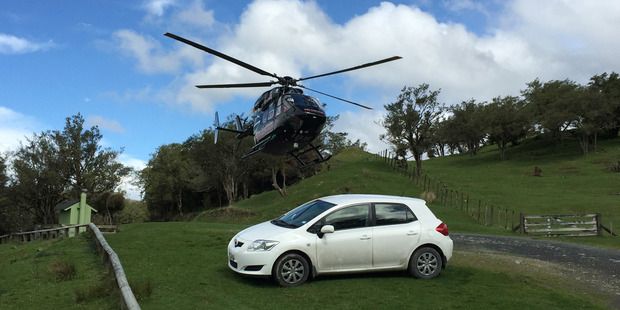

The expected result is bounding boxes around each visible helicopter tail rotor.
[214,111,220,144]
[235,115,243,132]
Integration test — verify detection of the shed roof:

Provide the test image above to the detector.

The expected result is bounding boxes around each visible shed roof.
[54,199,79,212]
[54,199,98,213]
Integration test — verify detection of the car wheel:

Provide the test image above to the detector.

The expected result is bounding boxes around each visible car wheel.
[409,247,443,279]
[273,253,310,287]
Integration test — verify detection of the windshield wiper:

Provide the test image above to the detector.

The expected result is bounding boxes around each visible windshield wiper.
[270,219,297,228]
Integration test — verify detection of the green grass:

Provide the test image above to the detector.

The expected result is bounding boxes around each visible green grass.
[105,222,607,309]
[0,235,115,309]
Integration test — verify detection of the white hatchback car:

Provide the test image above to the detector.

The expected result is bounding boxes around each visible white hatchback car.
[227,194,453,286]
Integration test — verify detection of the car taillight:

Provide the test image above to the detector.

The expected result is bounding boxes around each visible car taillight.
[436,223,449,236]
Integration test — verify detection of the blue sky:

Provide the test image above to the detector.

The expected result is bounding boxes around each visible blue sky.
[2,0,620,197]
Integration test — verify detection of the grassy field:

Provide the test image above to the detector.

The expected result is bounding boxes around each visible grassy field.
[0,235,115,309]
[421,138,620,248]
[104,221,608,310]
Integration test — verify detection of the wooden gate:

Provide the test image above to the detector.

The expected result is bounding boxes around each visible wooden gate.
[520,214,600,237]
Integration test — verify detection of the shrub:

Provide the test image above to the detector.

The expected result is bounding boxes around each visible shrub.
[116,200,150,224]
[132,278,154,301]
[420,191,437,204]
[49,260,76,281]
[74,279,113,303]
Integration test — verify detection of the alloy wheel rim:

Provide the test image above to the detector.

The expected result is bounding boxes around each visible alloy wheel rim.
[416,252,438,276]
[281,258,305,283]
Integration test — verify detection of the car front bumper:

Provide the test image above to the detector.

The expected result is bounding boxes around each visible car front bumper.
[227,239,278,276]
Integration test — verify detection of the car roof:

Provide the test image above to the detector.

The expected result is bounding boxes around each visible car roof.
[319,194,426,206]
[318,194,437,221]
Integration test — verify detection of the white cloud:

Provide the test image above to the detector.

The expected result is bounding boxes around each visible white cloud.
[144,0,176,17]
[174,0,215,28]
[333,109,391,154]
[87,115,125,133]
[0,106,39,153]
[0,33,53,54]
[113,29,203,74]
[117,154,147,200]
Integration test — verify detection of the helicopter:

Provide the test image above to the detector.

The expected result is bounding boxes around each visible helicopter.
[164,32,401,166]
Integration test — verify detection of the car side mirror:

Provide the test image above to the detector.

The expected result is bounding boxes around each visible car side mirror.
[317,225,334,239]
[321,225,335,234]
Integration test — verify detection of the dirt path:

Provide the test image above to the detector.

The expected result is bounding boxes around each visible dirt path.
[452,233,620,307]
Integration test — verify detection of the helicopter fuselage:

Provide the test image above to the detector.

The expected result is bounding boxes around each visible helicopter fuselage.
[252,87,326,155]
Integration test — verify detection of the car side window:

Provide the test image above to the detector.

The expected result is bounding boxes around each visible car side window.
[374,203,417,226]
[324,204,369,231]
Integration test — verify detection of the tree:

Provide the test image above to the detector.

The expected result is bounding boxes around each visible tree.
[447,99,486,155]
[11,132,65,225]
[522,79,581,141]
[484,96,530,160]
[8,113,129,228]
[54,114,131,197]
[382,84,443,176]
[142,143,194,218]
[588,72,620,139]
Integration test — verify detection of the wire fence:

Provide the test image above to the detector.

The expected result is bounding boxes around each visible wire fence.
[375,150,520,231]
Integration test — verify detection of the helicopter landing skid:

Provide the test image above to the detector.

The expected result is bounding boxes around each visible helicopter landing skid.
[289,143,331,167]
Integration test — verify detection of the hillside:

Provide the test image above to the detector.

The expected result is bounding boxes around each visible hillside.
[422,137,619,244]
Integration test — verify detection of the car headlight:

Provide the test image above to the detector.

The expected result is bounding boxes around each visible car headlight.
[247,239,279,251]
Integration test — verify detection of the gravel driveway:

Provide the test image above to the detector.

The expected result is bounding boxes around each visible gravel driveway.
[452,233,620,307]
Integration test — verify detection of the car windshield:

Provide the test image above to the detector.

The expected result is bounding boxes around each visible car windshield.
[272,200,335,228]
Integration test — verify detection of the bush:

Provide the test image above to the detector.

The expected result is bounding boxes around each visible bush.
[116,200,150,224]
[420,191,437,204]
[74,278,113,303]
[49,260,76,281]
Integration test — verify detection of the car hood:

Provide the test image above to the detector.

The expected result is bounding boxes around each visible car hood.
[235,221,294,242]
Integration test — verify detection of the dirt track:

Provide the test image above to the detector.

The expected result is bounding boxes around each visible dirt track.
[453,233,620,307]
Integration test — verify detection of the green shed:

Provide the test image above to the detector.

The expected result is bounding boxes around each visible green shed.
[55,192,97,235]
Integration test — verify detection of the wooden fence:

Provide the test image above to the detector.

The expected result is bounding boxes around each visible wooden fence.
[0,224,89,244]
[0,224,119,244]
[520,214,602,237]
[88,223,140,310]
[376,150,520,230]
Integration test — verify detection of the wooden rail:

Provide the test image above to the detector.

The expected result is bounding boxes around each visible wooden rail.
[0,224,90,244]
[88,223,140,310]
[520,214,601,237]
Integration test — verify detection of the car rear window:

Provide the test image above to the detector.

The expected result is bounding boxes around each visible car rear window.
[374,203,417,226]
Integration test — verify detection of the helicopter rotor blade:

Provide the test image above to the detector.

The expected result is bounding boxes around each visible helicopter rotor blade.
[297,56,402,82]
[214,111,220,144]
[164,32,278,79]
[195,81,277,89]
[298,85,372,110]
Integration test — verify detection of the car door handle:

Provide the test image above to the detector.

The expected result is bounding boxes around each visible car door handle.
[407,231,418,236]
[360,235,371,240]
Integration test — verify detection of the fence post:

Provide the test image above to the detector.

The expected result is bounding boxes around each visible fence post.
[477,200,482,223]
[595,213,601,236]
[519,213,525,234]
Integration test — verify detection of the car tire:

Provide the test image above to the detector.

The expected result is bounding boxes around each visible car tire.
[273,253,310,287]
[408,247,443,279]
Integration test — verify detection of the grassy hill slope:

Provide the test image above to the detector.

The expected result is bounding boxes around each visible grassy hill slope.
[0,235,115,309]
[422,138,619,243]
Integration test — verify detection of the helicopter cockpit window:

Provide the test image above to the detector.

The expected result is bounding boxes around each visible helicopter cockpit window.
[267,103,275,121]
[276,101,282,116]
